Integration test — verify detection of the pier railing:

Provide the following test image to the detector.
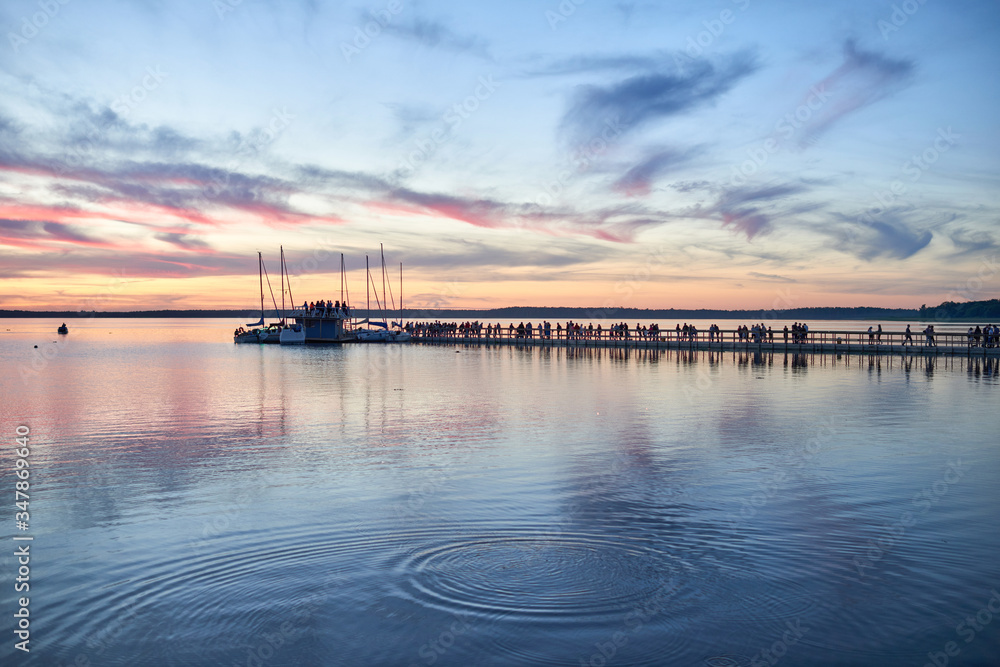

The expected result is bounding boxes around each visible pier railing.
[406,326,1000,356]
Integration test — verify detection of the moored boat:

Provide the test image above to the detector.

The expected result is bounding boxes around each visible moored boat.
[279,322,306,344]
[57,323,68,334]
[355,246,410,344]
[235,252,273,344]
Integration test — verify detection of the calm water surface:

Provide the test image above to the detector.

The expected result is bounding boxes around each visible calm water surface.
[1,318,998,666]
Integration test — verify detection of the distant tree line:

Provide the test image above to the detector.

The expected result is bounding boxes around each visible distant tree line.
[2,298,996,320]
[919,299,1000,321]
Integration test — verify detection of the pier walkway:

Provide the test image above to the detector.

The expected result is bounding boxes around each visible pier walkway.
[410,327,1000,357]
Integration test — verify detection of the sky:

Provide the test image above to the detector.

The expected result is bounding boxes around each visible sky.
[1,0,998,312]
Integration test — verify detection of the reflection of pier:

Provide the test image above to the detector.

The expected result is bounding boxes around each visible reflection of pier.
[412,328,1000,357]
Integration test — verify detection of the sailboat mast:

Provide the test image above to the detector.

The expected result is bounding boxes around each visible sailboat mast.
[280,246,285,319]
[284,248,295,311]
[340,253,344,305]
[366,255,370,315]
[380,243,387,324]
[399,262,403,329]
[258,251,264,323]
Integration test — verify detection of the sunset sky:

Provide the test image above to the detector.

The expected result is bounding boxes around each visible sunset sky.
[1,0,998,311]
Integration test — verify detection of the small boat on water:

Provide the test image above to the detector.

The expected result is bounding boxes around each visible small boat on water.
[57,323,68,334]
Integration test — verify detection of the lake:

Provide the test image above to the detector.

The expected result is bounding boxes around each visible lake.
[1,318,998,666]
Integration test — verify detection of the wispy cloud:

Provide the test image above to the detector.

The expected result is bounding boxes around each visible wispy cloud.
[559,51,758,145]
[794,40,913,146]
[703,182,811,239]
[829,209,932,260]
[612,146,703,196]
[0,218,117,250]
[749,271,797,283]
[381,18,491,59]
[523,53,667,77]
[946,228,997,257]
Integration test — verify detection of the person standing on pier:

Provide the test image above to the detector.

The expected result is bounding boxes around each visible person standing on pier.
[903,324,913,346]
[877,324,883,344]
[923,325,936,347]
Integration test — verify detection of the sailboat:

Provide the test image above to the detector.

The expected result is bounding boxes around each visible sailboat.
[356,245,410,343]
[278,246,306,344]
[234,252,268,344]
[233,252,285,344]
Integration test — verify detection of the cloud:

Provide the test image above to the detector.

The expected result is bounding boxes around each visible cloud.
[793,40,913,146]
[670,180,712,193]
[154,232,214,251]
[0,218,117,250]
[612,146,703,196]
[703,182,811,239]
[0,99,344,228]
[748,271,797,283]
[946,228,997,257]
[829,209,932,260]
[720,209,771,239]
[372,186,677,243]
[381,18,491,59]
[524,53,667,77]
[559,51,758,145]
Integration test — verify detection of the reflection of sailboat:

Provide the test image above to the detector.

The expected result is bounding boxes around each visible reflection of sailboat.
[278,246,305,345]
[356,245,410,343]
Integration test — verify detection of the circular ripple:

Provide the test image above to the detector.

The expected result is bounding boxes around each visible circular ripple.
[400,530,680,620]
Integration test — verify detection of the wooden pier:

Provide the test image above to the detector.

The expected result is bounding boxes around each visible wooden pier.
[409,327,1000,357]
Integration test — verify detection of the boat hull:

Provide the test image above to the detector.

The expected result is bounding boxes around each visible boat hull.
[234,330,261,344]
[279,325,306,345]
[357,329,411,343]
[293,310,356,343]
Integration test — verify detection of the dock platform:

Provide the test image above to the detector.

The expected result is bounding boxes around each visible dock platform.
[409,327,1000,357]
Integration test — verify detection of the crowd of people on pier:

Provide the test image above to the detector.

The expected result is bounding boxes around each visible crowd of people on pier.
[403,319,1000,350]
[967,324,999,348]
[299,300,351,317]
